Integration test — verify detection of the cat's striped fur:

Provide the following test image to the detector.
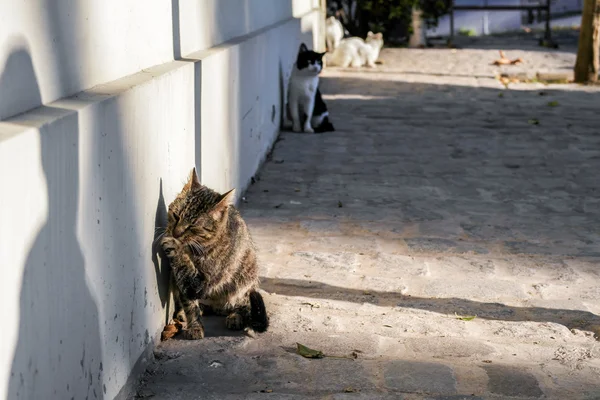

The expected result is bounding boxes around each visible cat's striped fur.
[158,168,268,339]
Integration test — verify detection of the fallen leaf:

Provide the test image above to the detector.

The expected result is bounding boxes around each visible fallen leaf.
[456,313,477,321]
[482,360,493,363]
[161,320,184,341]
[301,302,321,309]
[547,101,559,107]
[498,92,504,98]
[294,188,301,192]
[260,388,273,393]
[296,343,324,359]
[344,386,356,393]
[337,201,343,208]
[383,324,393,328]
[274,203,283,209]
[528,118,540,125]
[491,50,523,66]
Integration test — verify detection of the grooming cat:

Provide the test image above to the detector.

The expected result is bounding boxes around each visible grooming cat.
[326,16,344,52]
[287,43,335,133]
[158,169,268,339]
[326,31,384,68]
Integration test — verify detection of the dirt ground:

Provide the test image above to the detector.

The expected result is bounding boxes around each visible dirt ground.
[135,37,600,399]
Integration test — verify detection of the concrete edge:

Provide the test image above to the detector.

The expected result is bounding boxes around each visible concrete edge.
[184,7,322,61]
[113,327,163,400]
[0,7,324,136]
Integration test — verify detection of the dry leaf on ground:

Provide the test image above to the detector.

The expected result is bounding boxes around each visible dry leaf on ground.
[296,343,324,359]
[161,320,183,341]
[492,50,524,66]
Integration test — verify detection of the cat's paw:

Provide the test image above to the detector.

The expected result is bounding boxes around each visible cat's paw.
[303,125,315,133]
[292,124,302,133]
[160,236,182,258]
[225,313,244,330]
[181,324,205,340]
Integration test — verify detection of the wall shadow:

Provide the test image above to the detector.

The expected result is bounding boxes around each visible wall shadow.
[2,46,104,399]
[152,179,171,317]
[171,0,182,59]
[246,74,600,258]
[242,73,600,339]
[260,277,600,336]
[0,37,43,120]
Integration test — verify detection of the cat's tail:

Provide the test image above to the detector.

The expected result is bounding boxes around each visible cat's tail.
[314,117,335,133]
[249,290,269,332]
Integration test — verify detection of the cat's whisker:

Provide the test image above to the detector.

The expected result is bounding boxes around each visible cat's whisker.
[188,240,205,257]
[152,231,167,250]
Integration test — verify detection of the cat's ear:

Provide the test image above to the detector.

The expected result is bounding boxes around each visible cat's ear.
[185,167,201,190]
[375,32,383,39]
[317,52,326,59]
[299,43,308,53]
[367,31,374,37]
[209,188,236,221]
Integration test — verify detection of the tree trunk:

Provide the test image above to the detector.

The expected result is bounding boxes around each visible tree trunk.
[574,0,600,83]
[409,7,427,48]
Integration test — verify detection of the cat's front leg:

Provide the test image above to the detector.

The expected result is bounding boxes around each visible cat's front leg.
[302,97,315,133]
[180,298,205,340]
[366,56,377,68]
[160,236,205,300]
[161,237,206,339]
[289,98,302,133]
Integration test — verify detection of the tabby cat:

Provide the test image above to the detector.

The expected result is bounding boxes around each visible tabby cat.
[158,168,268,339]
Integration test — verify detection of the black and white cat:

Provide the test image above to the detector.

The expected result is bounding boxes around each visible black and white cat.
[287,43,334,133]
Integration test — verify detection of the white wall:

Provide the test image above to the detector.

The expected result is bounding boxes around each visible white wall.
[194,21,308,197]
[0,1,323,399]
[0,61,197,400]
[0,0,323,121]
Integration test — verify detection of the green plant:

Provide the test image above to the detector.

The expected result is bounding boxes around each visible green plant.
[330,0,451,40]
[458,27,476,36]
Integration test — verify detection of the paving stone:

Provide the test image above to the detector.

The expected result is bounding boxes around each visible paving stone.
[483,365,543,398]
[136,37,600,400]
[384,361,457,395]
[404,238,489,254]
[424,396,485,400]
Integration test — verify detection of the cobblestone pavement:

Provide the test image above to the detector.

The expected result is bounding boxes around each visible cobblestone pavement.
[136,43,600,399]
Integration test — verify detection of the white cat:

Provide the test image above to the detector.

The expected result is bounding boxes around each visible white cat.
[326,31,384,68]
[325,16,344,52]
[287,43,334,133]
